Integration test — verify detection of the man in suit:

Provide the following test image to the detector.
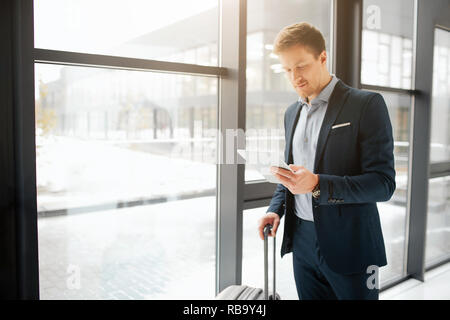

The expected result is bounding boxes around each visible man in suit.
[257,22,396,300]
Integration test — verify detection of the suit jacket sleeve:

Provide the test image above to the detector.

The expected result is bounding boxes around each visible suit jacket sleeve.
[266,183,286,218]
[314,93,396,205]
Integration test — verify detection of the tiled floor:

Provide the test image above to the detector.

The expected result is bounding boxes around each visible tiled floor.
[380,262,450,300]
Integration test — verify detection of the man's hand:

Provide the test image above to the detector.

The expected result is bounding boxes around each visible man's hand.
[270,165,319,195]
[258,212,280,240]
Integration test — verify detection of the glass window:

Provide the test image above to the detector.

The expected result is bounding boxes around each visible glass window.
[430,28,450,163]
[361,0,415,89]
[372,90,411,283]
[35,64,218,299]
[34,0,219,66]
[425,176,450,266]
[245,0,332,182]
[425,28,450,267]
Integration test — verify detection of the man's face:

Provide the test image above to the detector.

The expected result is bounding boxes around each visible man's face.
[277,45,327,99]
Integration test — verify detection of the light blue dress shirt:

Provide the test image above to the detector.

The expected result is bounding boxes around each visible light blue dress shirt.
[292,74,339,222]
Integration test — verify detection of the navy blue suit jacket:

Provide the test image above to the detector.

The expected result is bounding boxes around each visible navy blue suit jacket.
[267,79,396,275]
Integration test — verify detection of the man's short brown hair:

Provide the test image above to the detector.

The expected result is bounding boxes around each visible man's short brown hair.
[273,22,326,58]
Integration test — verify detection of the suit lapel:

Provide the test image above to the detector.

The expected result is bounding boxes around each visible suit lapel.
[313,80,349,173]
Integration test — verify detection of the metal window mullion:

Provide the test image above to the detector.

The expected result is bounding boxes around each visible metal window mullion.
[243,181,276,202]
[360,84,417,96]
[34,48,228,77]
[216,0,246,296]
[398,0,418,284]
[9,0,39,299]
[331,0,337,74]
[425,255,450,271]
[334,0,362,88]
[429,161,450,179]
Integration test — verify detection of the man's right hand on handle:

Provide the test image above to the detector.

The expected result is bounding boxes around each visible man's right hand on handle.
[258,212,280,240]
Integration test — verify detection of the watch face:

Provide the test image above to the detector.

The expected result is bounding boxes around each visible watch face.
[312,189,320,198]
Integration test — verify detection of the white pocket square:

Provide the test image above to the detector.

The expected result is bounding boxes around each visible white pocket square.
[331,122,351,129]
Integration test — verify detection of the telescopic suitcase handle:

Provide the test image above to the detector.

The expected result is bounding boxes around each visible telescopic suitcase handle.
[263,224,276,300]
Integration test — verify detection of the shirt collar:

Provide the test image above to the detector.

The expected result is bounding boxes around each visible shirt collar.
[297,74,339,106]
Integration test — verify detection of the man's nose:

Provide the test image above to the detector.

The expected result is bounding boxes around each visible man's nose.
[290,68,303,83]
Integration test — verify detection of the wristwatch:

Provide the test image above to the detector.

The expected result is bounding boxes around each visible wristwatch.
[312,180,320,199]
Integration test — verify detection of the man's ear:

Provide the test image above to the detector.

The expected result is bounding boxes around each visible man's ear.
[320,51,327,65]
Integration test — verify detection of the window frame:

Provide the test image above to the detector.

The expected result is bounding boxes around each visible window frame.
[4,0,450,299]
